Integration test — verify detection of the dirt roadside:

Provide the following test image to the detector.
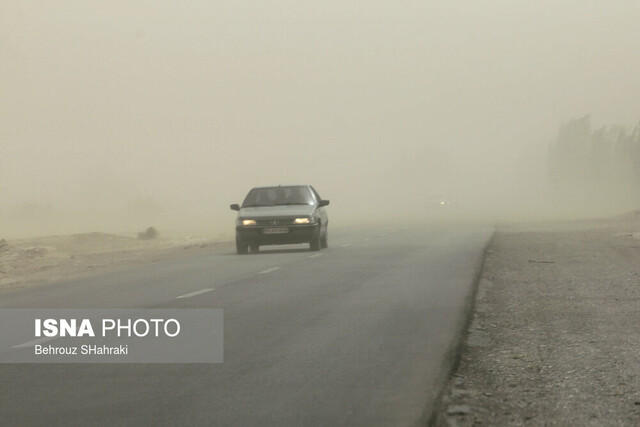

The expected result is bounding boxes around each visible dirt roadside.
[0,232,231,293]
[433,213,640,426]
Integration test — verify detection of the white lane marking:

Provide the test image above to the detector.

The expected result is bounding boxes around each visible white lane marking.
[259,267,280,274]
[13,336,56,349]
[176,288,215,299]
[308,253,323,258]
[341,243,351,247]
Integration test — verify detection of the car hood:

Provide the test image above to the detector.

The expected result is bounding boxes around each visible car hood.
[238,205,316,218]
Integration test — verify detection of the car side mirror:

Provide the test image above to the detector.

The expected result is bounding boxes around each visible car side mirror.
[230,204,240,211]
[318,200,330,207]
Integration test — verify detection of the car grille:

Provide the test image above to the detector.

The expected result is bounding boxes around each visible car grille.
[255,219,296,226]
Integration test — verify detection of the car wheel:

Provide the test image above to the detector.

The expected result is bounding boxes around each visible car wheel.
[320,227,328,248]
[309,234,321,251]
[250,244,259,254]
[236,238,249,255]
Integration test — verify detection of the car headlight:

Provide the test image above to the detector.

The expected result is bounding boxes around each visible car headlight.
[294,218,311,224]
[241,219,256,226]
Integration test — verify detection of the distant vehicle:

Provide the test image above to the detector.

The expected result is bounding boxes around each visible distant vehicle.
[230,185,330,254]
[424,193,463,209]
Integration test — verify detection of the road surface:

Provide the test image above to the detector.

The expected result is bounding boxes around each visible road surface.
[0,225,492,426]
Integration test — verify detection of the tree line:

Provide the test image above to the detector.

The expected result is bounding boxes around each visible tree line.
[547,115,640,215]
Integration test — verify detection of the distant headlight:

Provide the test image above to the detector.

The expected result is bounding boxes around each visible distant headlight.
[242,219,256,226]
[294,218,310,224]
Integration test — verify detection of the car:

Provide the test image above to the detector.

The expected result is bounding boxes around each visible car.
[230,185,330,254]
[424,193,465,212]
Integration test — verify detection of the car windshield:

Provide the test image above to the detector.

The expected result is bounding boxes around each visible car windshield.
[242,186,314,207]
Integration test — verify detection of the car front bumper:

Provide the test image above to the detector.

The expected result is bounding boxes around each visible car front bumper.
[236,223,320,246]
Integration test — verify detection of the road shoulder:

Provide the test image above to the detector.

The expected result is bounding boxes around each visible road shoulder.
[434,214,640,425]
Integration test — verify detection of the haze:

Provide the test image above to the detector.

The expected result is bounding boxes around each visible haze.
[2,1,640,238]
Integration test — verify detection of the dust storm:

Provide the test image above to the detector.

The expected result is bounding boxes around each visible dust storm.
[2,1,640,239]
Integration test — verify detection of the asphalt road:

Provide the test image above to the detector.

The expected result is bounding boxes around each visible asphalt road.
[0,225,492,426]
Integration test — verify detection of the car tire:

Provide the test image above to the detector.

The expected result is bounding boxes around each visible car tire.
[309,234,321,251]
[320,227,328,248]
[236,238,249,255]
[250,244,259,254]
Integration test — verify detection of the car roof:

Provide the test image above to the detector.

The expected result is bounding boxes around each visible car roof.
[248,185,315,192]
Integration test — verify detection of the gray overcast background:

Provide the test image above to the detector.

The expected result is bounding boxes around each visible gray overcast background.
[2,1,640,236]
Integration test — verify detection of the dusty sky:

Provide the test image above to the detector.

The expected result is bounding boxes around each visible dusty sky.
[2,1,640,232]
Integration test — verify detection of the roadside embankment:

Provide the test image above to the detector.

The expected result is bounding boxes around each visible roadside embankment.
[0,232,230,293]
[434,212,640,426]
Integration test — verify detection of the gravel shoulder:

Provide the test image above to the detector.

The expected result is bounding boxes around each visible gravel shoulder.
[434,213,640,426]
